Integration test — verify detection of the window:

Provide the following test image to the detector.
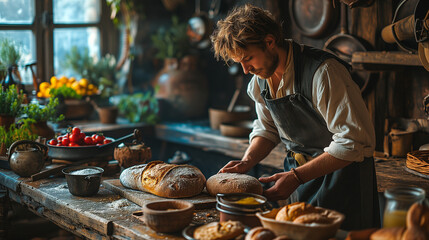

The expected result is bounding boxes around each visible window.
[0,0,116,86]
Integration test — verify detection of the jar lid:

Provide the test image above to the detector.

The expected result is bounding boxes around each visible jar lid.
[384,186,426,202]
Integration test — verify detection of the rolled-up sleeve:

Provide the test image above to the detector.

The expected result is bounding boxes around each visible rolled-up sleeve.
[247,76,281,145]
[313,58,375,162]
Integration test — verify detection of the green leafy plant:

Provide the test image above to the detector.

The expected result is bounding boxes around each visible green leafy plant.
[151,15,190,60]
[117,91,159,124]
[0,38,21,70]
[0,84,24,117]
[62,47,119,101]
[0,118,37,152]
[50,85,82,100]
[24,97,64,123]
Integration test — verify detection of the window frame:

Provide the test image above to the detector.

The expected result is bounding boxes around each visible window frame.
[0,0,118,86]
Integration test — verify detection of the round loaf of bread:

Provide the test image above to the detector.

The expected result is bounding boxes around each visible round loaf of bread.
[194,220,245,240]
[206,173,263,196]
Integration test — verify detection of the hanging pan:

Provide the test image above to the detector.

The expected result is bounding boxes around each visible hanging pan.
[323,3,374,93]
[289,0,339,38]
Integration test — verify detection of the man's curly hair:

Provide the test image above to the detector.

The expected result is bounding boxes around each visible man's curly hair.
[210,4,284,63]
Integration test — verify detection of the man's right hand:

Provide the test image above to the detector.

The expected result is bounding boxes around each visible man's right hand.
[218,160,253,173]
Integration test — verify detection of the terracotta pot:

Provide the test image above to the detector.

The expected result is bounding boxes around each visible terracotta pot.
[0,114,15,130]
[61,99,93,120]
[96,106,118,124]
[153,56,208,121]
[0,143,6,156]
[31,121,55,140]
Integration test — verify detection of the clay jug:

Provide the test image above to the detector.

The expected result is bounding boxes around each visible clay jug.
[153,55,208,121]
[8,140,47,177]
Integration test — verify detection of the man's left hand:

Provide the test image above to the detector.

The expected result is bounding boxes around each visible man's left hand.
[258,171,301,201]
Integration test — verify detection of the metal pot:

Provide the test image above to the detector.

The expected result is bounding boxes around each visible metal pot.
[62,166,104,197]
[8,140,48,177]
[216,193,271,228]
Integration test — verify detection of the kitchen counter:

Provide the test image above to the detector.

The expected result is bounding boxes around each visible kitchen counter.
[0,168,218,239]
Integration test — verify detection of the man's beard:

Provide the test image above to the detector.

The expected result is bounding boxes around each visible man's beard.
[251,50,279,79]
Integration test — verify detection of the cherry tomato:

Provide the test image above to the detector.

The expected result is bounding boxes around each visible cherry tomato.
[103,138,112,144]
[48,139,57,145]
[72,127,81,135]
[69,142,79,147]
[79,132,86,141]
[96,143,103,146]
[56,143,62,146]
[57,136,63,142]
[84,136,94,145]
[69,133,80,143]
[62,137,70,146]
[95,135,105,144]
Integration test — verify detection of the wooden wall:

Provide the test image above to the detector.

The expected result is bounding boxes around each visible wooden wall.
[127,0,429,151]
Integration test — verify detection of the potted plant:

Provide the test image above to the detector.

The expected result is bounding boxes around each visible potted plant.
[0,118,37,156]
[117,91,159,124]
[0,84,24,129]
[63,46,121,123]
[24,97,64,139]
[0,38,21,90]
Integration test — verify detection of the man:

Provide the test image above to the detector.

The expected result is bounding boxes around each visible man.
[210,4,380,230]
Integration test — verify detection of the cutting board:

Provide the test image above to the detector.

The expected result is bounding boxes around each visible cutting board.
[103,179,216,210]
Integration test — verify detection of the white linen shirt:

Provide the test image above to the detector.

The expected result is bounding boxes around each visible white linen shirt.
[247,44,375,162]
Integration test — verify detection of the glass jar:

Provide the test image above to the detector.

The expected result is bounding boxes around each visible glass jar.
[382,186,426,228]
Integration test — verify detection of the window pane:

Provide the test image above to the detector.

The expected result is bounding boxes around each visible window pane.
[53,0,100,24]
[0,0,34,24]
[54,27,100,77]
[0,30,36,84]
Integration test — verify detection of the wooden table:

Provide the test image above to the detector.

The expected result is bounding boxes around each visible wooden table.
[0,169,218,240]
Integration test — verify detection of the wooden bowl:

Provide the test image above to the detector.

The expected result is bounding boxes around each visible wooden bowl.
[142,200,195,233]
[256,207,345,240]
[220,120,253,138]
[209,106,251,130]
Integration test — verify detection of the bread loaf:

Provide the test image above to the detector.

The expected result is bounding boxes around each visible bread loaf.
[206,173,263,196]
[369,227,406,240]
[193,220,245,240]
[120,161,206,198]
[245,227,276,240]
[275,202,319,222]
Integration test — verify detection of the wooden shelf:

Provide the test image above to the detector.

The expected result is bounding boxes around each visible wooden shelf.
[351,51,423,71]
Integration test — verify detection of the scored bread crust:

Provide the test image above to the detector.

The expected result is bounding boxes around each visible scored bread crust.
[120,161,206,198]
[193,221,245,240]
[206,173,263,196]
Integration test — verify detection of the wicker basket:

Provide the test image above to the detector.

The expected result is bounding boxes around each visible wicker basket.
[406,150,429,175]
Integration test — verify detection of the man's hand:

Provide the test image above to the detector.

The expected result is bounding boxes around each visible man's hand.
[218,160,253,173]
[259,171,300,201]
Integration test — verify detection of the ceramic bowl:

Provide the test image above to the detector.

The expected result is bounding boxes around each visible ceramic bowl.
[219,120,253,138]
[208,106,252,130]
[142,200,195,233]
[256,207,345,240]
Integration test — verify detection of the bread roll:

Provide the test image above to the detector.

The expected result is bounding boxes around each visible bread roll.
[245,227,276,240]
[275,202,319,222]
[194,220,245,240]
[206,173,263,196]
[369,227,406,240]
[120,161,206,198]
[292,212,333,224]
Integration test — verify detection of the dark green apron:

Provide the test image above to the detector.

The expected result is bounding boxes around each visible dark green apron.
[257,41,380,230]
